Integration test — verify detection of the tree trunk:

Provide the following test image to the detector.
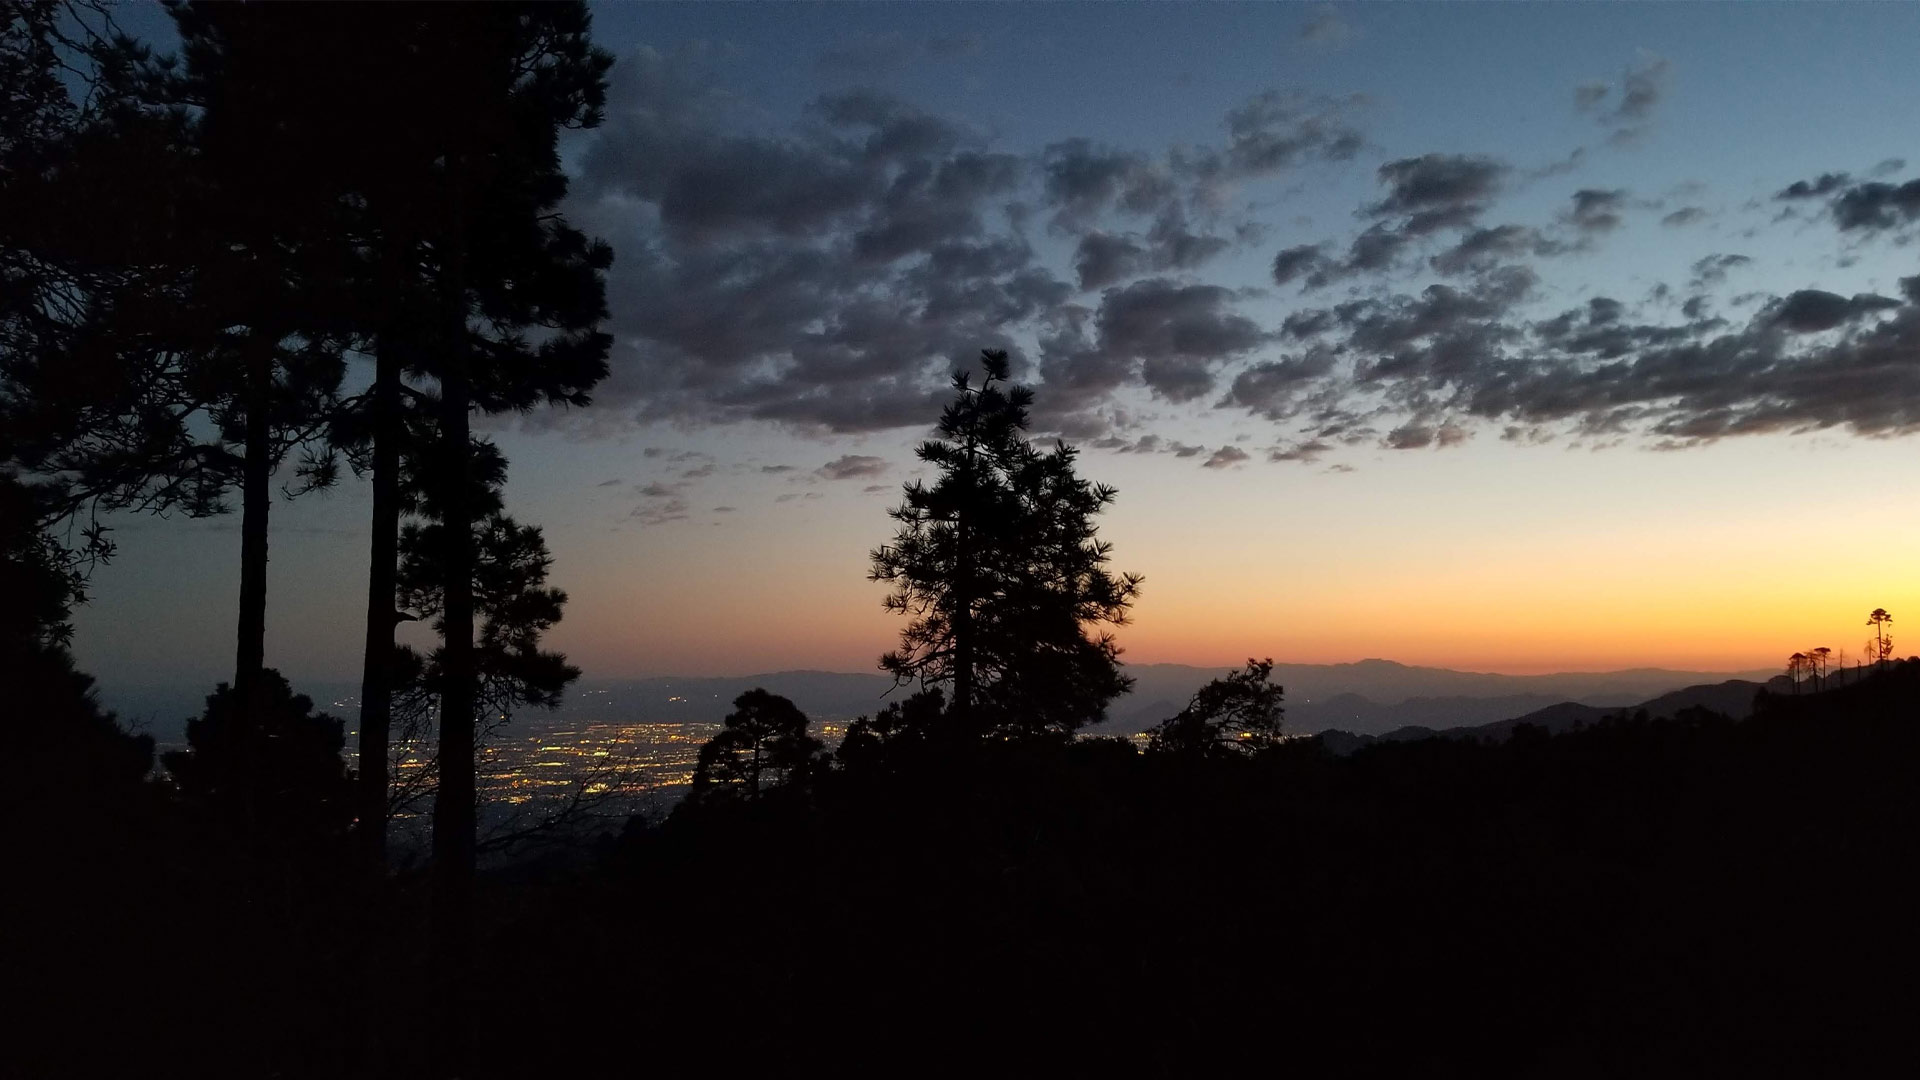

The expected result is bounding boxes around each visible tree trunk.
[234,328,273,711]
[355,340,401,869]
[430,185,476,1080]
[952,514,973,731]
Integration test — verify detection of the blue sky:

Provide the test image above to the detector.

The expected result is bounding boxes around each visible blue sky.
[75,2,1920,700]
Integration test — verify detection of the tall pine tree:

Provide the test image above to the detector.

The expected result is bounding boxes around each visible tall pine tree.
[869,350,1142,745]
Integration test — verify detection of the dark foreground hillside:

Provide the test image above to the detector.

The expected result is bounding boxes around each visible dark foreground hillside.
[16,663,1920,1077]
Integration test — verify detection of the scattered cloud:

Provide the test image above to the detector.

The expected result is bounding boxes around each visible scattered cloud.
[1689,253,1751,289]
[817,454,890,480]
[1566,188,1628,233]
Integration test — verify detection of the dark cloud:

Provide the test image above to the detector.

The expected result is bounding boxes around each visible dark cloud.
[1776,172,1851,200]
[1218,346,1341,420]
[1661,206,1708,228]
[1871,158,1907,177]
[1074,232,1145,290]
[1214,90,1368,180]
[1201,446,1251,468]
[1268,439,1332,463]
[1041,139,1174,229]
[1368,154,1507,219]
[816,454,890,480]
[1567,188,1627,233]
[1073,214,1232,290]
[1428,224,1566,276]
[760,464,797,474]
[1832,178,1920,232]
[1263,267,1920,455]
[1272,244,1324,286]
[574,52,1066,434]
[1385,423,1436,449]
[1773,170,1920,234]
[569,55,1373,440]
[1046,278,1269,405]
[1689,253,1751,289]
[595,478,622,487]
[1042,90,1365,233]
[1767,290,1900,334]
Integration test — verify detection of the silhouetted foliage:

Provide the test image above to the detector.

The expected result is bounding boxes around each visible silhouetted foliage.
[1,472,152,808]
[869,348,1141,745]
[1146,657,1287,757]
[835,688,949,776]
[162,668,353,844]
[1867,606,1894,664]
[687,689,828,806]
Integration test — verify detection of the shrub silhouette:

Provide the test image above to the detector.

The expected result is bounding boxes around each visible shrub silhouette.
[163,668,353,843]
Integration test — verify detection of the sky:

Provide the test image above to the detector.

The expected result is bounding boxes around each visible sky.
[72,2,1920,693]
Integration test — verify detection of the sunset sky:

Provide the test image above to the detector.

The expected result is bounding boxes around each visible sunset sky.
[74,2,1920,691]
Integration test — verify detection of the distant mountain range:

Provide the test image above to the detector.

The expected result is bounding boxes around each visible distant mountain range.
[104,658,1783,745]
[1314,675,1796,755]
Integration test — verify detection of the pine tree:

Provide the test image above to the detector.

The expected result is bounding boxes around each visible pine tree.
[1146,659,1287,757]
[688,690,828,805]
[869,349,1142,744]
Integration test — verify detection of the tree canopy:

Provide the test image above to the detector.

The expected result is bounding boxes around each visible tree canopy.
[869,349,1141,744]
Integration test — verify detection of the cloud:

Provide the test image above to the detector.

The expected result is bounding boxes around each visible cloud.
[1201,446,1251,468]
[1766,290,1900,334]
[595,478,622,487]
[567,52,1375,440]
[1776,172,1851,200]
[1271,244,1325,285]
[631,496,689,526]
[816,454,890,480]
[1566,188,1628,233]
[1268,439,1333,463]
[1689,253,1751,289]
[1091,278,1269,402]
[573,52,1059,434]
[1611,53,1669,123]
[1074,212,1232,290]
[1429,224,1565,276]
[1368,154,1508,219]
[1774,169,1920,234]
[1589,53,1670,142]
[1218,346,1341,420]
[1660,206,1708,228]
[1832,178,1920,232]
